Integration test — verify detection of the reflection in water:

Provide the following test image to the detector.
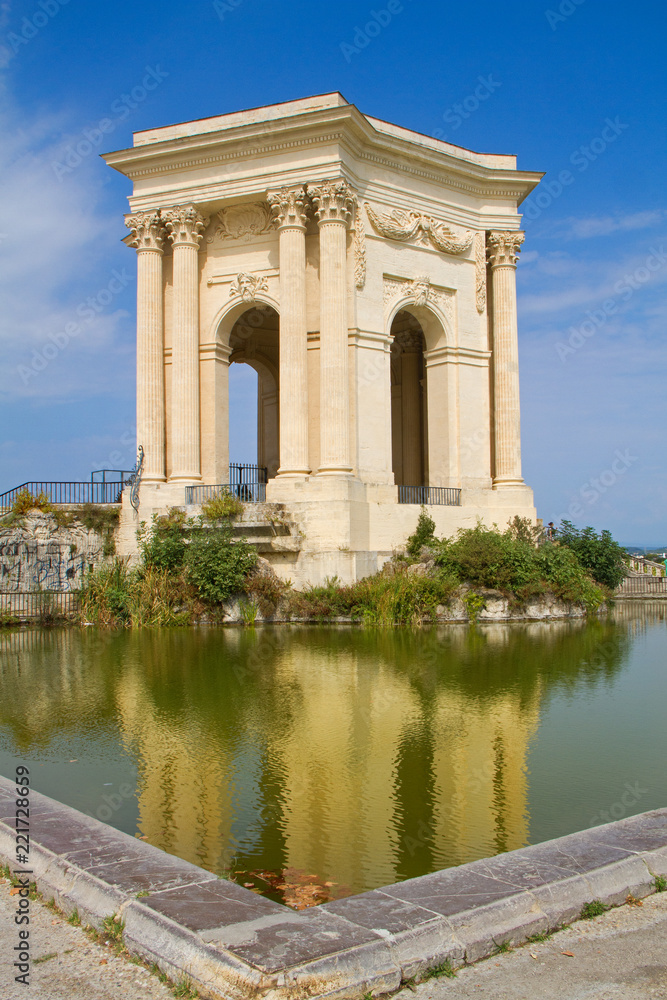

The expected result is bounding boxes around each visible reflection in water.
[0,606,658,899]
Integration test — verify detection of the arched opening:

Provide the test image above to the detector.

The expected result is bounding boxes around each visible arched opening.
[390,311,428,487]
[228,305,280,481]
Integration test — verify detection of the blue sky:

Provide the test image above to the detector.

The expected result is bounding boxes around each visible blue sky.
[0,0,664,545]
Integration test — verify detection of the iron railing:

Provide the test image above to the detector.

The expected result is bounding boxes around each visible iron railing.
[0,592,79,619]
[615,576,667,597]
[91,469,135,484]
[398,485,461,506]
[229,463,268,486]
[186,482,267,505]
[0,481,126,508]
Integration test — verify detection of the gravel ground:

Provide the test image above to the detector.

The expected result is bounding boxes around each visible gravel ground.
[0,873,176,1000]
[2,870,666,1000]
[398,890,667,1000]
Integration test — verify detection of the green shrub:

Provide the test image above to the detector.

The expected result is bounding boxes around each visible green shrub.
[186,524,257,605]
[406,507,436,558]
[244,563,287,617]
[78,559,187,627]
[201,489,243,522]
[11,489,54,516]
[557,521,627,590]
[139,510,188,572]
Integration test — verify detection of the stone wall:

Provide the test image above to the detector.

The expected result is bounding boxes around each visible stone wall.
[0,512,111,593]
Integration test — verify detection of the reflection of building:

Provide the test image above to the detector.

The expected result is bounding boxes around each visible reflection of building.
[108,630,541,893]
[105,94,541,585]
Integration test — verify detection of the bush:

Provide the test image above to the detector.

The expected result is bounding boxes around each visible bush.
[244,562,287,617]
[556,521,627,590]
[10,490,54,516]
[186,524,257,605]
[78,559,188,627]
[201,490,243,522]
[139,510,188,572]
[406,507,436,558]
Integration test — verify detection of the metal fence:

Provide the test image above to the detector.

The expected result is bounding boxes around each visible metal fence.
[398,486,462,506]
[186,482,267,505]
[0,481,126,507]
[229,463,267,486]
[0,592,79,620]
[615,577,667,598]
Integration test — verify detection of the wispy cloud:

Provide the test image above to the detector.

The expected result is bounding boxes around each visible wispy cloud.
[535,210,666,242]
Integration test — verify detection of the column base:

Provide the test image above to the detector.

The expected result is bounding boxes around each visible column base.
[316,467,354,476]
[276,469,311,479]
[168,476,202,484]
[493,477,525,489]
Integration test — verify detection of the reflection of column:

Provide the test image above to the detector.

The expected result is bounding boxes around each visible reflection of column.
[401,339,422,486]
[125,211,166,482]
[309,180,354,475]
[488,231,525,488]
[163,205,208,483]
[268,187,310,477]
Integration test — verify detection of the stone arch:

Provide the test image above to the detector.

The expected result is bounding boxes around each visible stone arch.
[386,297,451,353]
[390,310,428,487]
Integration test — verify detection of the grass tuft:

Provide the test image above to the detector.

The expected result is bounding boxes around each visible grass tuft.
[581,900,609,919]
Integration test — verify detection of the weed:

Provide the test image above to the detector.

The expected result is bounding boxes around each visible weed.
[136,890,150,899]
[11,489,54,517]
[33,952,57,964]
[406,507,436,558]
[239,598,259,626]
[581,900,609,919]
[527,931,550,943]
[494,940,512,954]
[0,610,20,628]
[462,590,486,623]
[422,960,456,980]
[654,875,667,893]
[102,913,125,942]
[173,979,199,998]
[201,489,243,522]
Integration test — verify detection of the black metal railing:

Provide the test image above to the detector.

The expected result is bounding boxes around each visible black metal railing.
[186,482,267,505]
[398,485,461,506]
[229,463,268,486]
[91,469,134,484]
[0,481,126,508]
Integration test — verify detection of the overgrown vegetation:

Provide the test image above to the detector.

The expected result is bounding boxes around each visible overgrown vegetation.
[556,521,627,590]
[580,900,609,919]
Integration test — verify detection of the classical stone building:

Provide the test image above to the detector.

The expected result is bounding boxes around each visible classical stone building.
[104,93,543,584]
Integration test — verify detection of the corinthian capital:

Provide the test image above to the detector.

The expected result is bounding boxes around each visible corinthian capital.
[308,179,354,226]
[163,205,209,247]
[268,186,308,230]
[125,211,165,252]
[487,231,525,268]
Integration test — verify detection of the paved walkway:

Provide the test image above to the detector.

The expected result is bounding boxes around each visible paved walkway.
[0,872,174,1000]
[2,869,666,999]
[398,891,667,1000]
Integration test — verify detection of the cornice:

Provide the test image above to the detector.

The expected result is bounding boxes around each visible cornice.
[104,103,542,209]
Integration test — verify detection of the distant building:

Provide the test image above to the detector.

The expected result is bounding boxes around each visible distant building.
[105,94,543,584]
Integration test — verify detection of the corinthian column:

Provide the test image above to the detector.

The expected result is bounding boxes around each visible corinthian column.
[488,231,525,488]
[125,211,166,482]
[309,179,354,475]
[163,205,208,483]
[268,186,310,477]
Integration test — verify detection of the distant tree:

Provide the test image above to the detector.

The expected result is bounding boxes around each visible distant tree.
[556,521,627,590]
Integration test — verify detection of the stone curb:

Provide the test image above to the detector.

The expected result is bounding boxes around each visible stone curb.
[0,776,665,999]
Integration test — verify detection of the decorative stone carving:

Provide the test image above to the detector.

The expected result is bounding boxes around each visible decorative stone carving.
[487,230,525,268]
[211,202,273,242]
[268,187,308,229]
[125,211,165,251]
[365,202,474,255]
[308,179,354,225]
[229,272,269,302]
[475,231,487,314]
[383,276,454,325]
[353,198,367,290]
[163,205,209,247]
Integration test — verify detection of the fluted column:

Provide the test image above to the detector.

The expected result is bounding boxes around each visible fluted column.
[309,180,354,475]
[488,231,525,488]
[268,186,310,477]
[125,211,166,482]
[163,205,208,483]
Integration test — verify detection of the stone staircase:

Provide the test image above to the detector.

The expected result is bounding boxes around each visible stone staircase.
[232,503,302,556]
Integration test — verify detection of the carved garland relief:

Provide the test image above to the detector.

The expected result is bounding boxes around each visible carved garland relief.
[207,202,274,244]
[365,202,474,254]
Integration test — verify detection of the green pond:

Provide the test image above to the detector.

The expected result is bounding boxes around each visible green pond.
[1,602,666,908]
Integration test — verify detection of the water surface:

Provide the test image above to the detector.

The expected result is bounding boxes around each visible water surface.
[0,603,665,904]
